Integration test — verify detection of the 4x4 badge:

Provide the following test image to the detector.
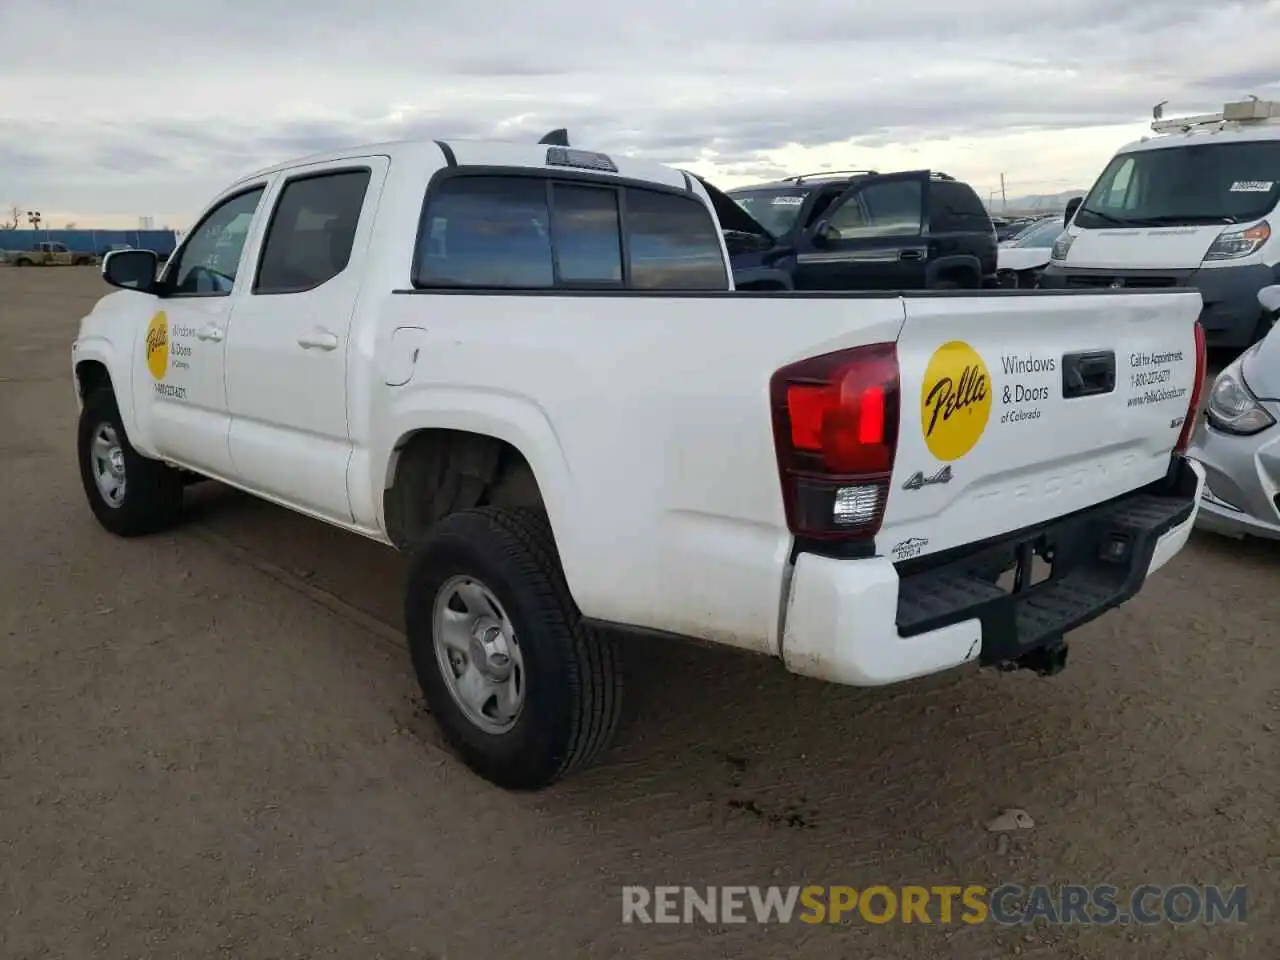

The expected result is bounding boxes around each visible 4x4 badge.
[903,465,953,490]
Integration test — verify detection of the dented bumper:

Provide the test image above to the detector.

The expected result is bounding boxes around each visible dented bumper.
[780,457,1204,687]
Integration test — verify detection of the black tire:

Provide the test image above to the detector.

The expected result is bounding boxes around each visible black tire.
[77,387,184,536]
[14,258,31,267]
[933,279,962,290]
[405,507,623,790]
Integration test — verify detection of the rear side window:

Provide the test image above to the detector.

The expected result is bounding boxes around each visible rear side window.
[413,174,727,291]
[623,187,728,289]
[929,181,992,233]
[255,169,371,294]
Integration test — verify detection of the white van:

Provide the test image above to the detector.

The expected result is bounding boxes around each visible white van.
[1040,99,1280,349]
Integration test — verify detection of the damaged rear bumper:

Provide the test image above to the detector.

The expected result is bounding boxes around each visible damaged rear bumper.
[780,457,1204,686]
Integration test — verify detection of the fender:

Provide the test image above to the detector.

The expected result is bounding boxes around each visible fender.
[71,336,149,453]
[371,385,585,593]
[926,253,983,287]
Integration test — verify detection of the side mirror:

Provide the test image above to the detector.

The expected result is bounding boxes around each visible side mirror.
[811,222,839,248]
[1257,285,1280,314]
[102,249,160,293]
[1063,196,1082,228]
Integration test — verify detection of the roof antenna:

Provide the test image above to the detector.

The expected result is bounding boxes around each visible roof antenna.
[538,128,569,146]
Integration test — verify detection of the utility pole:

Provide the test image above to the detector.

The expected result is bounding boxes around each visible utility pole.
[1000,173,1007,211]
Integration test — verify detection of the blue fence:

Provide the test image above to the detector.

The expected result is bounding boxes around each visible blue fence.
[0,229,179,257]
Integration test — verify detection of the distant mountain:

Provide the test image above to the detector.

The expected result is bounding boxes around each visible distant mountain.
[988,190,1085,215]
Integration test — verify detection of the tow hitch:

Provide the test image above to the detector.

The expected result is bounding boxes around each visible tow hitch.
[1001,637,1069,676]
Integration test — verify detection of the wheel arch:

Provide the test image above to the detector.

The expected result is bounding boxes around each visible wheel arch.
[926,254,983,288]
[73,343,145,451]
[377,393,575,571]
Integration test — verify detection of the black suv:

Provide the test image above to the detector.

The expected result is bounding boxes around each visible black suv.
[696,169,998,291]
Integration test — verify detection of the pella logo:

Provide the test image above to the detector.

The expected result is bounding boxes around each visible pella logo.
[902,464,954,491]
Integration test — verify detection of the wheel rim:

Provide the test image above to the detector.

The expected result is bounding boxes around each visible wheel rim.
[90,422,127,508]
[432,575,525,734]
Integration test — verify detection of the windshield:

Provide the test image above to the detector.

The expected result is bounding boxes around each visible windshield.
[726,188,808,235]
[1011,219,1063,248]
[1076,140,1280,228]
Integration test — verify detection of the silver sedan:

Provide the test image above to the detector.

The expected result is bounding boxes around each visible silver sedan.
[1188,286,1280,541]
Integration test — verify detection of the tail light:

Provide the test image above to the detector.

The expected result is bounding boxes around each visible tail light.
[1175,320,1207,454]
[770,343,900,541]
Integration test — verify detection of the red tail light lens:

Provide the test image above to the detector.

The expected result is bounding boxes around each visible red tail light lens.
[770,343,900,540]
[1175,320,1206,454]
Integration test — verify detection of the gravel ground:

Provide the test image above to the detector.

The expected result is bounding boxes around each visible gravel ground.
[1,267,1276,959]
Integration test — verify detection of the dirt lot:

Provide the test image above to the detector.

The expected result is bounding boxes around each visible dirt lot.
[1,267,1276,959]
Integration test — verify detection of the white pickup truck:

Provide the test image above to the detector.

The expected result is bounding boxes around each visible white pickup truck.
[72,137,1208,790]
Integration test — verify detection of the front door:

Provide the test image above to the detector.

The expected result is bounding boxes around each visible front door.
[139,184,268,478]
[222,159,386,522]
[793,172,929,291]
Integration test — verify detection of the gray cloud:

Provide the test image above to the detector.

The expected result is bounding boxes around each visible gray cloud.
[2,0,1278,220]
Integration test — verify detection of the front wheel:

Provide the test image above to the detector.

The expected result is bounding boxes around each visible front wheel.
[404,507,623,790]
[77,388,184,536]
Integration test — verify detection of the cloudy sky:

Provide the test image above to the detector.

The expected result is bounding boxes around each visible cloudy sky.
[3,0,1278,229]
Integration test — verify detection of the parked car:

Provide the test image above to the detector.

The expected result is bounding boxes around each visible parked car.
[4,241,95,267]
[993,217,1039,242]
[997,217,1064,288]
[73,136,1206,790]
[1188,285,1280,540]
[698,169,998,290]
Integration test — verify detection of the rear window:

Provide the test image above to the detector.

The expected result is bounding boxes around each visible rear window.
[929,181,993,233]
[413,174,727,291]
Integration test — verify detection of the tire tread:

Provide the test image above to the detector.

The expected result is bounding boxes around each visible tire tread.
[405,506,622,788]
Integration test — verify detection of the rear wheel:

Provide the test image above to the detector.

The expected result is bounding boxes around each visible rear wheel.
[77,388,184,536]
[405,507,623,790]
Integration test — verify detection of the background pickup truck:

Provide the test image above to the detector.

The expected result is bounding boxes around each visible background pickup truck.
[6,241,95,266]
[72,137,1207,790]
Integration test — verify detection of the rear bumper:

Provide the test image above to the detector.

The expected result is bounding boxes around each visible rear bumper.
[780,457,1204,686]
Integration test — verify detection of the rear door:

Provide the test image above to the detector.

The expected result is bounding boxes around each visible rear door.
[881,290,1202,560]
[223,157,387,523]
[793,172,929,291]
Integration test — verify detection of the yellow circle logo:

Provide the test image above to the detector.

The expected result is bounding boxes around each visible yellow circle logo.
[920,340,992,461]
[145,311,168,380]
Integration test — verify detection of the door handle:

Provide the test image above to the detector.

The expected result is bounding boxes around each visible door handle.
[298,328,339,351]
[196,325,224,342]
[899,249,924,261]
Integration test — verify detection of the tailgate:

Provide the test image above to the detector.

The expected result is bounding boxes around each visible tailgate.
[881,290,1202,561]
